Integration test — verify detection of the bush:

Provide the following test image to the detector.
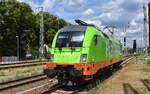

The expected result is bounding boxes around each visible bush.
[147,60,150,65]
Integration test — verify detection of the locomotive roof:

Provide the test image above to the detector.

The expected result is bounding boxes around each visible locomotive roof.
[59,25,87,32]
[59,25,122,45]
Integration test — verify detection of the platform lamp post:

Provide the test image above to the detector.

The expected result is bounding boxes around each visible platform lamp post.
[123,21,130,54]
[16,30,31,61]
[127,22,130,54]
[16,36,19,60]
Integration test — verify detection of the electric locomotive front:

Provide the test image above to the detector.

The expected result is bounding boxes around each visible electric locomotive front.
[44,25,92,84]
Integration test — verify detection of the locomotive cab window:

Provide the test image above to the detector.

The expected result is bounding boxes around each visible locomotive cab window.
[56,31,85,47]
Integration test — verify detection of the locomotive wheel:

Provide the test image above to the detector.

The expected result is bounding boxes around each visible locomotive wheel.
[58,79,69,86]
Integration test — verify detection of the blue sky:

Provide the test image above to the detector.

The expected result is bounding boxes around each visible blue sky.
[18,0,150,48]
[18,0,109,23]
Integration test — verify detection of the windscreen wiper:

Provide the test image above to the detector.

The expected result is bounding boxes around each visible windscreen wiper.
[58,43,62,51]
[70,42,75,51]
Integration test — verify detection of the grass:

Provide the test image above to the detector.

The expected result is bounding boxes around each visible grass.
[87,81,111,94]
[147,60,150,65]
[138,54,145,59]
[87,69,120,94]
[0,71,7,76]
[0,65,44,83]
[142,59,150,72]
[87,87,99,94]
[136,87,150,94]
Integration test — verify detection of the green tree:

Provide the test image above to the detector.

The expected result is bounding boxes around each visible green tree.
[0,1,70,59]
[0,1,37,58]
[42,12,69,44]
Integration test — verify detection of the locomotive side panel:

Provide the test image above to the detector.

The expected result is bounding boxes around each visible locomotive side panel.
[87,27,108,63]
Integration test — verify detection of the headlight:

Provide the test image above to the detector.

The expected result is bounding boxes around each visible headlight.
[80,54,87,62]
[50,54,54,61]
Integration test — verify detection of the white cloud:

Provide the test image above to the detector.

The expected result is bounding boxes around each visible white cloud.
[85,20,101,27]
[68,0,86,7]
[98,0,148,26]
[130,20,137,26]
[42,0,56,11]
[96,0,150,47]
[27,1,39,12]
[120,32,125,36]
[16,0,22,2]
[100,0,123,12]
[82,9,95,17]
[19,0,56,12]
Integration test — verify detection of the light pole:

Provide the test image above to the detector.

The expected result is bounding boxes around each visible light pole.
[36,7,45,58]
[143,5,148,56]
[16,36,19,60]
[15,30,30,61]
[56,16,59,30]
[123,21,130,54]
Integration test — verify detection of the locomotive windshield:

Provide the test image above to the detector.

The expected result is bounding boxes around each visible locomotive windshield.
[56,31,84,47]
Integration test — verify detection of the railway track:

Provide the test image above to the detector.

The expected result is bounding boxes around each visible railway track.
[0,60,48,70]
[0,59,48,65]
[0,62,46,70]
[0,74,46,90]
[0,56,135,94]
[41,84,86,94]
[0,61,43,66]
[121,56,136,67]
[0,74,49,94]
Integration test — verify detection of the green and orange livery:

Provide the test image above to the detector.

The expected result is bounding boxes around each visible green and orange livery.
[44,20,123,83]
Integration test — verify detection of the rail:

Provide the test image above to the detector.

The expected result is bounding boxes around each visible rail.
[0,74,46,91]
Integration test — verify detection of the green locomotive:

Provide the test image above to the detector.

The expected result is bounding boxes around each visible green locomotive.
[44,20,123,85]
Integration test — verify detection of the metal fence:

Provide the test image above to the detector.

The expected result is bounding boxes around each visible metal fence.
[0,56,18,64]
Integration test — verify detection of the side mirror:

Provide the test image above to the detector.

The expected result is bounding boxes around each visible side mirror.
[94,35,98,46]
